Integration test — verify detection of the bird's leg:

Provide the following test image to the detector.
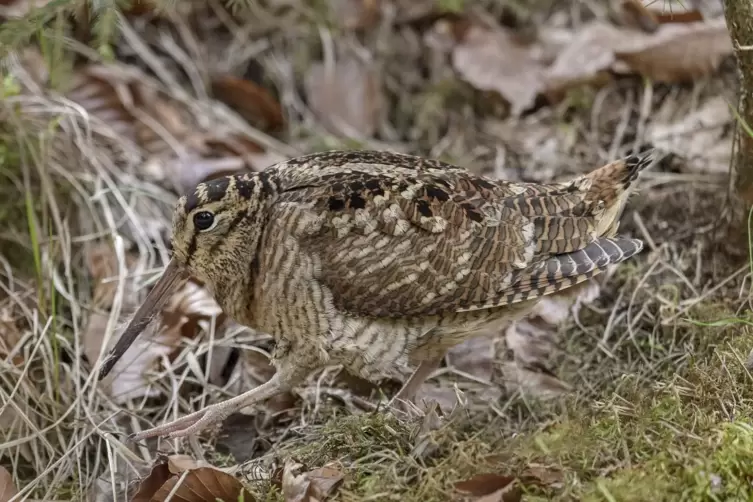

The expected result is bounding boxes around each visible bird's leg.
[388,355,444,408]
[130,365,303,440]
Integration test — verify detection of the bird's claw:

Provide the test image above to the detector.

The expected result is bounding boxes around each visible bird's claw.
[129,403,230,441]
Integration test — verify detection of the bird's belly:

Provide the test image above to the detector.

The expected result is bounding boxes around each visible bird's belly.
[324,314,429,381]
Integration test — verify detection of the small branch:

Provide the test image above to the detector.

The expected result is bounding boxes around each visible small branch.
[723,0,753,208]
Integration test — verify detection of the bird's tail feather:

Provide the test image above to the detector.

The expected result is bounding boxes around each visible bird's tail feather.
[503,236,643,305]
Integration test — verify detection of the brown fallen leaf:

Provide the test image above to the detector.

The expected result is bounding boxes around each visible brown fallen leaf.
[130,463,171,502]
[305,53,384,139]
[520,463,564,487]
[331,0,382,30]
[281,460,345,502]
[502,281,598,398]
[0,303,25,367]
[447,334,495,382]
[647,95,731,174]
[152,467,255,502]
[620,0,660,33]
[452,24,546,116]
[620,0,704,31]
[0,0,56,18]
[64,66,141,145]
[211,75,285,132]
[654,9,704,24]
[393,0,455,24]
[614,17,731,83]
[414,383,460,415]
[449,15,729,106]
[455,473,521,502]
[17,49,271,196]
[167,454,211,474]
[0,466,19,502]
[546,17,731,91]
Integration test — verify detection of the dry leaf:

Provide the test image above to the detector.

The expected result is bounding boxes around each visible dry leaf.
[499,360,572,399]
[211,75,285,132]
[452,17,732,107]
[152,467,255,502]
[331,0,382,30]
[414,383,460,415]
[305,54,384,139]
[520,463,564,487]
[654,9,704,24]
[281,460,345,502]
[410,401,444,459]
[502,281,598,398]
[455,473,521,502]
[0,467,18,502]
[452,24,546,116]
[546,17,731,91]
[615,17,732,82]
[167,454,211,474]
[647,95,731,174]
[64,67,140,144]
[620,0,660,32]
[0,304,24,366]
[304,466,345,500]
[447,334,495,382]
[85,242,139,309]
[142,155,250,195]
[544,21,627,92]
[18,50,272,197]
[394,0,447,24]
[0,0,56,18]
[131,463,171,502]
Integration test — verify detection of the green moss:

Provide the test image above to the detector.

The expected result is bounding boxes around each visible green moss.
[262,324,753,502]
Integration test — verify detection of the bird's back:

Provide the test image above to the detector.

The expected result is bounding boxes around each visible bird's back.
[257,150,648,319]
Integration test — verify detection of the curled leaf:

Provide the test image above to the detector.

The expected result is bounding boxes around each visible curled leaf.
[452,24,546,116]
[151,467,255,502]
[211,75,284,132]
[455,472,521,501]
[0,467,19,502]
[281,460,345,502]
[130,463,171,502]
[305,54,385,139]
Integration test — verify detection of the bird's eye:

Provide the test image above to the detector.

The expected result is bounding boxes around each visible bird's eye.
[193,211,215,231]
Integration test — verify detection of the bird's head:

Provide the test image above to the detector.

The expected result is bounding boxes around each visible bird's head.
[98,173,271,379]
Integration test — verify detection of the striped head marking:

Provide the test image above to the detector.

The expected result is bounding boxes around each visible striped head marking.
[170,174,265,285]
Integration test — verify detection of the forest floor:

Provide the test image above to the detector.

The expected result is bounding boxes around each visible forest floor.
[1,0,752,501]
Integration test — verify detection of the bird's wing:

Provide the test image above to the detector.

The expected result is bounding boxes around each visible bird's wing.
[266,150,645,317]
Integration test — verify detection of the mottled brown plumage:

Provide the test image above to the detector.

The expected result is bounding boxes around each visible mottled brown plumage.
[99,150,650,440]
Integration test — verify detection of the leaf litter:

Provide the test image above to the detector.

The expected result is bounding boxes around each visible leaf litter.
[452,8,732,115]
[0,467,19,502]
[305,51,385,139]
[132,456,255,502]
[280,459,345,502]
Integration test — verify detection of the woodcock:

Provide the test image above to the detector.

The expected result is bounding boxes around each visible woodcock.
[99,150,650,440]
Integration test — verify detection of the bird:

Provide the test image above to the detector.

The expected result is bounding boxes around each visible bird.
[98,149,650,440]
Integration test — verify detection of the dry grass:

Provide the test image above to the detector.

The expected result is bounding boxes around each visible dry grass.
[0,1,751,501]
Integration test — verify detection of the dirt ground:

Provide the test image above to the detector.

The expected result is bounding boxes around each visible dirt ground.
[1,1,752,501]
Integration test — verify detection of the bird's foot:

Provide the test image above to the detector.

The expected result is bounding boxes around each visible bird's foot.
[129,371,291,440]
[129,401,235,440]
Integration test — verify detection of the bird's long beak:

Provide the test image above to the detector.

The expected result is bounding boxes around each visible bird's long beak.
[98,258,187,379]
